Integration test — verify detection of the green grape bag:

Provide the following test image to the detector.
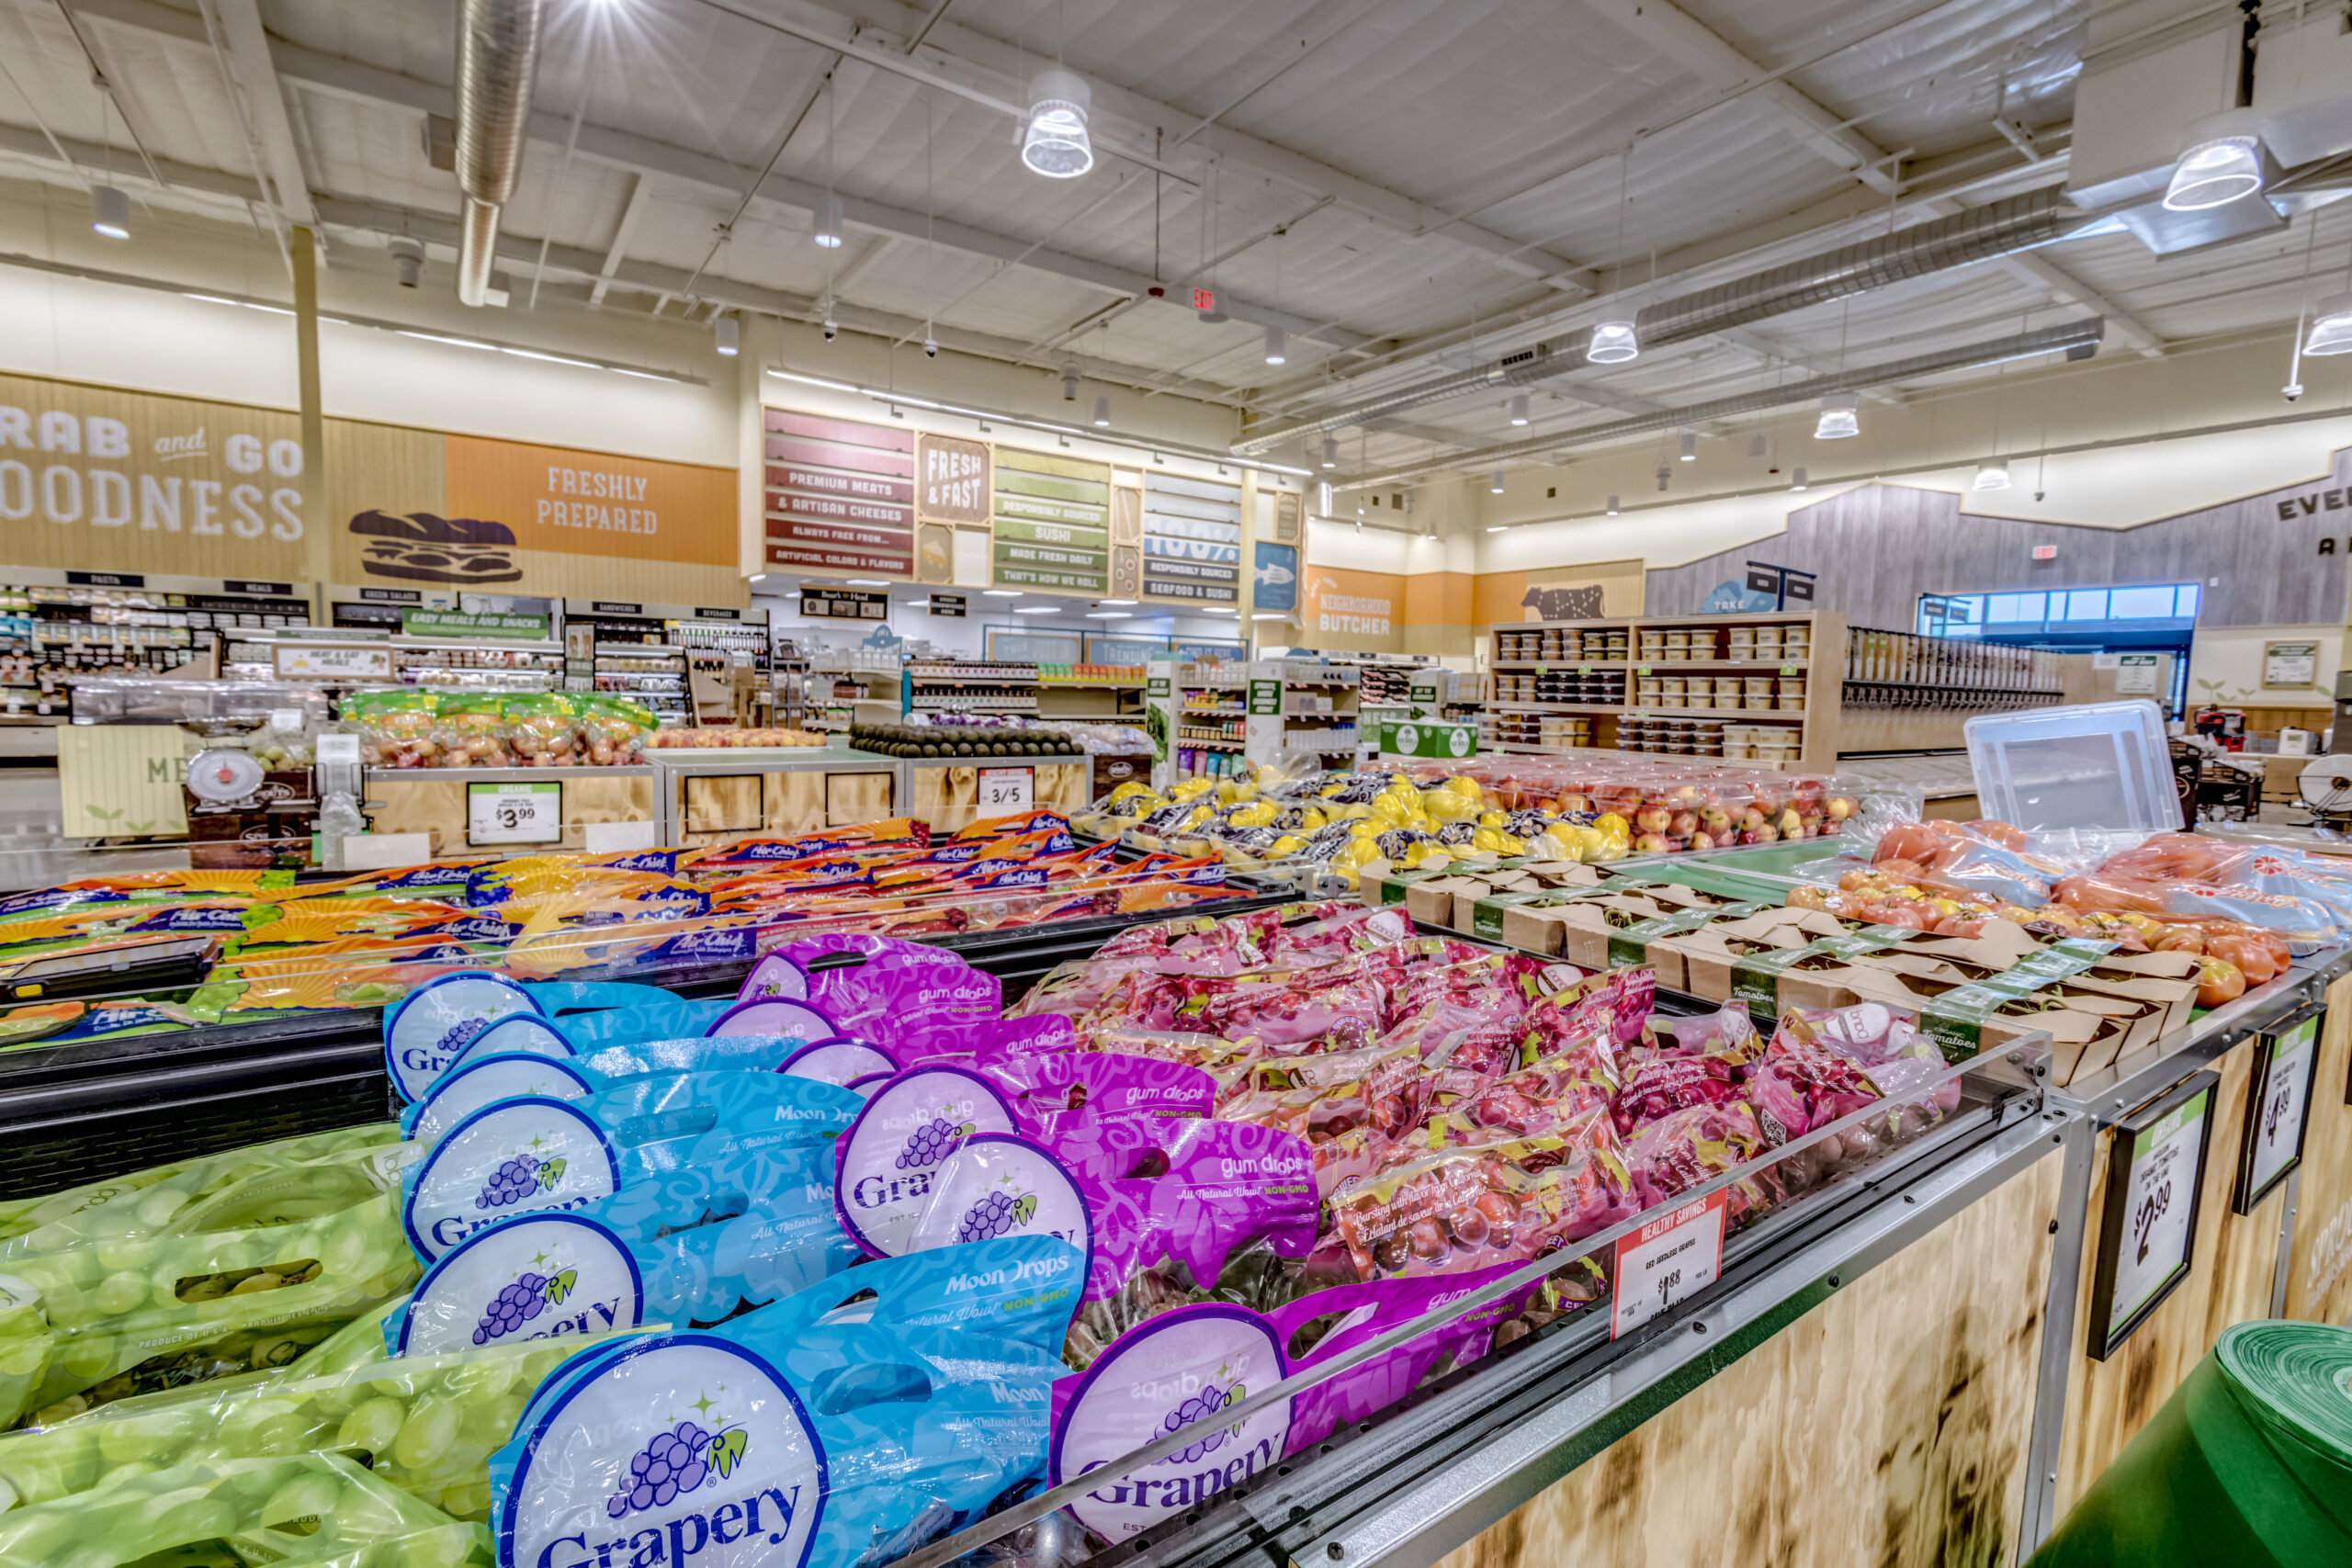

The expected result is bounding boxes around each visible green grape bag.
[0,1320,661,1523]
[0,1450,490,1567]
[0,1125,401,1252]
[2,1191,420,1427]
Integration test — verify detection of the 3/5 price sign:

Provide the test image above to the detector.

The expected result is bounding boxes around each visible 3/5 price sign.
[2087,1070,2219,1359]
[1611,1188,1726,1338]
[977,766,1034,812]
[467,781,563,846]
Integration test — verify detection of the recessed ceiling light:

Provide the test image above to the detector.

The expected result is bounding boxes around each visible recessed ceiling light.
[1204,606,1238,615]
[1085,611,1132,619]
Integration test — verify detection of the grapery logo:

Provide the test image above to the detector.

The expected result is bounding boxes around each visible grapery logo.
[607,1415,748,1518]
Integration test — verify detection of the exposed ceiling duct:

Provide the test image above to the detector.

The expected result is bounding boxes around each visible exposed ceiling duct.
[453,0,547,308]
[1341,316,2105,489]
[1231,188,2090,456]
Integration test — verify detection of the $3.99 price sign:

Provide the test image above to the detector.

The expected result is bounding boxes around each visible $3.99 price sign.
[1611,1188,1727,1338]
[467,781,563,845]
[977,766,1034,812]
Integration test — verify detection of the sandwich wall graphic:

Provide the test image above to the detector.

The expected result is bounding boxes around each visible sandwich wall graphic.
[0,370,742,604]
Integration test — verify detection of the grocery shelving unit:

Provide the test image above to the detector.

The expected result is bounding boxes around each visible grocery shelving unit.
[1033,667,1148,722]
[901,660,1042,715]
[1487,610,1846,770]
[1260,658,1361,760]
[5,580,311,721]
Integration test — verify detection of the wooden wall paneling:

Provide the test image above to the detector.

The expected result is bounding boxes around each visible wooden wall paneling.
[1643,468,2352,630]
[1434,1147,2063,1568]
[2283,973,2352,1324]
[2052,1036,2285,1512]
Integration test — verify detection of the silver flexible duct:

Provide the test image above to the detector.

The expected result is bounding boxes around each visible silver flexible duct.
[1231,187,2084,457]
[454,0,546,308]
[1343,317,2104,489]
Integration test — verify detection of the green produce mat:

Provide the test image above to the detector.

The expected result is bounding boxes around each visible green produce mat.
[2030,1321,2352,1566]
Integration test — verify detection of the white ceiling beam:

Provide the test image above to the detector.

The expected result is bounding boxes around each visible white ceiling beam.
[67,0,1366,349]
[1581,0,1897,195]
[589,173,649,306]
[797,0,1597,292]
[200,0,314,226]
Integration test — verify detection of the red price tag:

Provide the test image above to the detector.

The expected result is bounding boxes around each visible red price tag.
[1611,1189,1726,1338]
[1190,286,1217,312]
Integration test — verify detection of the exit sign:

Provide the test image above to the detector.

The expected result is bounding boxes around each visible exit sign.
[2031,545,2057,561]
[1190,287,1216,312]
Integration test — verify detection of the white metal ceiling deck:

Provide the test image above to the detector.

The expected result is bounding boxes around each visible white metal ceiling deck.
[0,0,2324,476]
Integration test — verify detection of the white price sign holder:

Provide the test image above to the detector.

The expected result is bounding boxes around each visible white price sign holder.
[978,766,1035,812]
[2233,1011,2324,1214]
[1611,1188,1727,1338]
[2086,1070,2219,1359]
[467,781,564,846]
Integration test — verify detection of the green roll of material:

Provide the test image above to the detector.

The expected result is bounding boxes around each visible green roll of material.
[2030,1321,2352,1567]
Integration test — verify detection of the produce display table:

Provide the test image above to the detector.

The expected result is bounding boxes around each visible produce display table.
[647,745,899,847]
[902,749,1093,831]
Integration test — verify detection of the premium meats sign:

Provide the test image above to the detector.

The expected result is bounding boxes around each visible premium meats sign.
[762,408,916,578]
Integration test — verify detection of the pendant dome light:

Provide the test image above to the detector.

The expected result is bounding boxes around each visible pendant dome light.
[713,313,739,356]
[1973,459,2010,491]
[1605,495,1620,515]
[1509,393,1529,426]
[2164,109,2266,212]
[1814,392,1860,440]
[1263,325,1287,366]
[1091,395,1111,428]
[1489,468,1506,494]
[1320,436,1338,469]
[1792,467,1809,491]
[89,185,130,241]
[2305,293,2352,356]
[1023,69,1094,178]
[1678,430,1697,462]
[1588,145,1640,363]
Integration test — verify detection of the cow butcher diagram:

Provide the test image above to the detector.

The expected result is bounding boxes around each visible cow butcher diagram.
[1521,582,1606,620]
[349,510,524,585]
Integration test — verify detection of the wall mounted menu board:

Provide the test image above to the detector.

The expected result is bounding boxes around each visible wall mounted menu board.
[2086,1069,2220,1359]
[1142,473,1241,604]
[993,449,1110,592]
[915,432,990,585]
[762,409,916,578]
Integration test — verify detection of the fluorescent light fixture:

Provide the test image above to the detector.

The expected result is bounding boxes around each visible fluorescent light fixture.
[2305,292,2352,355]
[1973,460,2011,491]
[1317,480,1333,515]
[843,579,889,586]
[1679,430,1697,462]
[1814,392,1860,440]
[1014,605,1060,615]
[1486,525,1509,533]
[1022,69,1094,178]
[813,191,844,248]
[1263,325,1287,366]
[1509,393,1529,425]
[1320,436,1338,468]
[1092,395,1111,428]
[1250,612,1290,620]
[1099,599,1138,605]
[1489,468,1506,494]
[981,589,1023,597]
[2165,108,2265,212]
[502,347,600,368]
[1606,495,1620,515]
[397,330,500,351]
[1086,612,1133,619]
[763,369,860,395]
[1792,467,1809,491]
[714,315,739,355]
[183,292,292,317]
[1587,318,1639,364]
[1204,605,1238,615]
[90,185,130,240]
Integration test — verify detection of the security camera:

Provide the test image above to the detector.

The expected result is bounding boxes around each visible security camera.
[822,315,838,343]
[388,236,424,288]
[1060,357,1081,400]
[924,336,938,358]
[2285,381,2305,401]
[2033,491,2046,502]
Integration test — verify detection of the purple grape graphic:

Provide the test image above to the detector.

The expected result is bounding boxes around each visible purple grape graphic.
[472,1267,578,1345]
[1159,1382,1242,1465]
[435,1016,490,1058]
[955,1190,1038,1242]
[472,1153,566,1211]
[893,1116,976,1172]
[605,1420,747,1518]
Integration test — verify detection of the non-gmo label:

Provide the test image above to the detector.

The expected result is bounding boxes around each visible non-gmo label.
[397,1213,644,1355]
[831,1067,1019,1257]
[498,1335,826,1568]
[1611,1189,1726,1337]
[1048,1303,1292,1542]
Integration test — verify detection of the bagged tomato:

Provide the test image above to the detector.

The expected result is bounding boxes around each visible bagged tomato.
[1332,1119,1635,1282]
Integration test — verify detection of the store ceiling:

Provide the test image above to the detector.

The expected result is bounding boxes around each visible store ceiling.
[0,0,2337,479]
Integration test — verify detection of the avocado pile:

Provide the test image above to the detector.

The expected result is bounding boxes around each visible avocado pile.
[851,722,1084,758]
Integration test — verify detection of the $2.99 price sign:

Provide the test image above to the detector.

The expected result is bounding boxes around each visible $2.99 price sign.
[1611,1189,1727,1338]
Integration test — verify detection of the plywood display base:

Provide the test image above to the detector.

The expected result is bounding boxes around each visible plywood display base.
[364,767,657,859]
[2285,973,2352,1324]
[1438,1148,2064,1568]
[650,749,899,850]
[905,755,1091,833]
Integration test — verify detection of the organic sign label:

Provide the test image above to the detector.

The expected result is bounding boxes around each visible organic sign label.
[470,781,564,845]
[2109,1086,2211,1334]
[1611,1189,1726,1338]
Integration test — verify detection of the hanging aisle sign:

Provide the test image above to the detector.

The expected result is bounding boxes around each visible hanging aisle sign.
[994,448,1110,592]
[2086,1069,2219,1359]
[762,408,916,578]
